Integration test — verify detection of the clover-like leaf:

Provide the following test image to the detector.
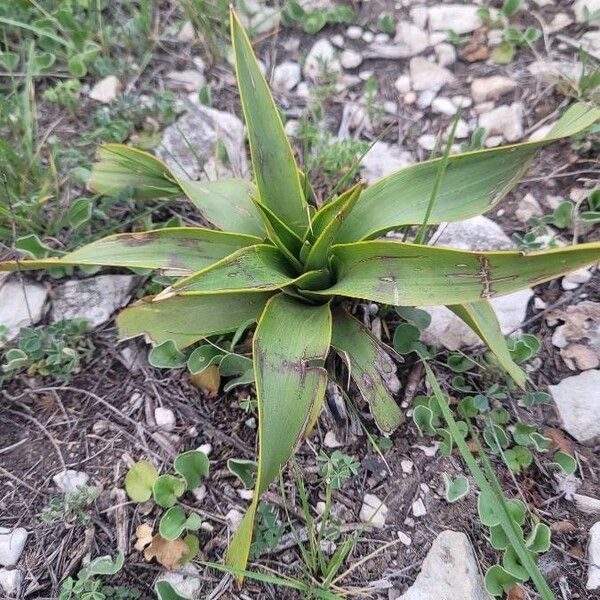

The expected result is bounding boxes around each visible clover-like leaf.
[125,459,159,502]
[181,533,200,564]
[155,580,191,600]
[395,307,431,330]
[478,494,526,528]
[153,474,186,508]
[520,391,550,408]
[174,450,209,491]
[227,458,258,489]
[530,432,551,452]
[443,473,469,503]
[483,424,510,453]
[504,446,533,473]
[187,344,223,375]
[393,322,421,354]
[550,451,578,475]
[149,340,187,369]
[502,546,530,582]
[82,552,125,579]
[485,565,521,597]
[413,405,435,435]
[159,506,202,541]
[447,353,476,373]
[526,522,551,554]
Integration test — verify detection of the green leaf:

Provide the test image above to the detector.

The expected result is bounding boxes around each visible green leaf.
[502,0,522,17]
[159,506,188,540]
[413,405,435,435]
[230,9,308,236]
[252,200,303,256]
[181,533,200,564]
[227,458,258,489]
[315,240,600,306]
[148,340,187,368]
[527,522,551,553]
[448,301,526,387]
[220,353,255,391]
[226,294,331,579]
[491,41,516,64]
[504,446,533,473]
[395,307,431,331]
[393,323,421,354]
[330,309,403,433]
[502,545,530,581]
[443,473,469,503]
[155,580,191,600]
[485,565,521,596]
[153,474,186,508]
[335,103,600,242]
[117,292,271,349]
[551,451,577,475]
[187,345,223,375]
[124,460,159,502]
[84,552,124,577]
[174,450,210,490]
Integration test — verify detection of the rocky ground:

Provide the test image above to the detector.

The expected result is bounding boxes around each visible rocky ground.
[0,0,599,598]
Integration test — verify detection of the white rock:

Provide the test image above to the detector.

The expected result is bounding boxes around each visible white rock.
[429,32,447,46]
[452,95,472,108]
[324,430,344,448]
[484,135,503,148]
[412,498,427,517]
[165,70,205,92]
[588,522,600,590]
[410,6,428,28]
[432,215,514,251]
[360,494,388,528]
[479,103,523,142]
[401,459,414,474]
[159,564,202,598]
[403,91,417,105]
[360,142,413,183]
[397,531,412,546]
[374,33,390,44]
[574,494,600,514]
[272,61,301,92]
[159,103,247,179]
[575,0,600,22]
[362,31,374,43]
[470,76,517,104]
[340,49,363,69]
[562,267,592,290]
[285,119,301,137]
[225,509,244,532]
[549,370,600,443]
[427,5,482,34]
[548,13,573,32]
[453,119,470,139]
[239,0,279,34]
[0,569,22,597]
[53,470,89,494]
[435,43,457,67]
[528,60,580,84]
[304,39,340,80]
[409,57,455,92]
[391,21,429,57]
[89,75,120,103]
[177,21,195,42]
[418,134,437,151]
[399,530,491,599]
[395,74,412,94]
[52,275,134,328]
[432,97,457,116]
[197,443,212,456]
[581,30,600,55]
[346,25,363,39]
[0,278,47,342]
[417,90,437,109]
[516,193,543,222]
[155,407,176,432]
[0,529,27,567]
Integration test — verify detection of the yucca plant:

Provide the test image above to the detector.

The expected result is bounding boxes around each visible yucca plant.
[2,9,599,578]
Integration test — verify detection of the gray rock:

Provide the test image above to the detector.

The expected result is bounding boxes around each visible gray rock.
[0,278,47,342]
[53,470,89,494]
[239,0,279,34]
[528,60,580,84]
[580,30,600,57]
[158,102,247,180]
[52,275,135,328]
[562,267,593,290]
[435,42,457,67]
[431,97,457,116]
[409,57,455,92]
[0,569,22,597]
[588,522,600,590]
[272,61,301,92]
[360,494,388,528]
[165,69,205,92]
[479,103,524,142]
[470,76,517,104]
[89,76,120,103]
[340,49,363,69]
[360,142,413,183]
[399,530,491,599]
[575,0,600,22]
[159,564,202,599]
[421,217,533,349]
[0,528,27,567]
[550,370,600,443]
[370,22,429,59]
[304,39,340,81]
[427,5,482,34]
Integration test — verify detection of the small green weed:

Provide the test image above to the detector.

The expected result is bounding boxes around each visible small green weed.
[41,484,101,525]
[281,1,355,34]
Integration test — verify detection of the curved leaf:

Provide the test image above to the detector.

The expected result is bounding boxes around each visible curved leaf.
[125,460,159,502]
[0,227,262,275]
[117,292,271,349]
[448,301,526,388]
[336,103,600,242]
[153,474,186,508]
[330,308,403,434]
[226,294,332,578]
[315,240,600,305]
[230,9,308,236]
[174,450,210,490]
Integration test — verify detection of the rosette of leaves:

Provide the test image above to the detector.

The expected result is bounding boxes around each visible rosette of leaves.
[1,9,599,578]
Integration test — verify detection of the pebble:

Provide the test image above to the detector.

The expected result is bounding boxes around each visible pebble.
[452,119,470,139]
[395,74,411,94]
[403,91,417,105]
[361,141,413,183]
[432,97,457,116]
[225,509,244,532]
[165,69,205,92]
[410,6,428,29]
[330,34,345,47]
[479,103,524,142]
[0,278,47,343]
[159,564,202,599]
[0,569,22,597]
[417,90,437,109]
[397,531,412,546]
[562,267,592,290]
[550,370,600,443]
[346,26,363,40]
[53,470,89,494]
[470,76,517,104]
[374,33,390,44]
[412,498,427,517]
[427,5,482,34]
[0,528,27,567]
[154,407,176,432]
[409,57,455,92]
[362,31,374,43]
[360,494,388,528]
[435,42,457,67]
[272,61,301,92]
[324,430,345,448]
[515,193,543,222]
[588,522,600,590]
[89,75,120,103]
[400,459,414,474]
[418,134,437,151]
[197,443,212,456]
[340,49,363,69]
[304,39,340,80]
[574,494,600,514]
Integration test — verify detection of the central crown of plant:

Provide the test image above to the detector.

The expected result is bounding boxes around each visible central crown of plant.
[2,9,599,578]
